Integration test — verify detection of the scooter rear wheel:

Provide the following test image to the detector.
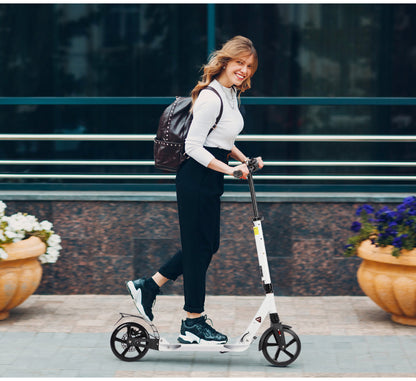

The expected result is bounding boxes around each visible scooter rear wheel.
[110,321,150,361]
[260,326,301,367]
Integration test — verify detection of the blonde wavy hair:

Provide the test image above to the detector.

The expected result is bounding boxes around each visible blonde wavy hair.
[191,35,258,104]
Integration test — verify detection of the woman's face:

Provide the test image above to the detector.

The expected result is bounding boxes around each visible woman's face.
[219,53,256,88]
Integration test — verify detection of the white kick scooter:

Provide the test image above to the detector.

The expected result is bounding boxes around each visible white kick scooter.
[110,159,301,367]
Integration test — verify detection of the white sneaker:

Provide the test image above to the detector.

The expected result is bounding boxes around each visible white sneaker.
[126,278,158,321]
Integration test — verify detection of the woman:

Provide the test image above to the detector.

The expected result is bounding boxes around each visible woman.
[127,35,263,344]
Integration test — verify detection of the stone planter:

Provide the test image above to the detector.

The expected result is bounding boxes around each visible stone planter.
[0,236,46,320]
[357,239,416,326]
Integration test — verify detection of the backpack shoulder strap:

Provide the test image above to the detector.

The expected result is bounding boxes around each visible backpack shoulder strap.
[204,85,223,127]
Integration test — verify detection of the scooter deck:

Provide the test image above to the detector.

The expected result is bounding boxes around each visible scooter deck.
[158,337,249,353]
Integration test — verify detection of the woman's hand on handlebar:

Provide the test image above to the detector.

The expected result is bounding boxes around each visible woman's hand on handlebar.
[254,156,264,170]
[230,156,264,179]
[231,163,249,179]
[245,156,264,173]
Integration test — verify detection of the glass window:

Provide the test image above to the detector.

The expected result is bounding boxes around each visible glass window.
[0,4,415,189]
[216,4,416,97]
[0,4,207,96]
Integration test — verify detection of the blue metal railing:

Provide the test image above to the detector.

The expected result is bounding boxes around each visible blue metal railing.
[1,97,416,105]
[0,97,415,182]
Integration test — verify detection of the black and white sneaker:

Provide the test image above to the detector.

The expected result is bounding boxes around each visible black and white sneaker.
[126,278,159,321]
[177,315,228,344]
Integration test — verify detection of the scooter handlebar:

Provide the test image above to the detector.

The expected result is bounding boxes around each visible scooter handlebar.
[232,158,260,179]
[247,157,260,173]
[233,170,243,179]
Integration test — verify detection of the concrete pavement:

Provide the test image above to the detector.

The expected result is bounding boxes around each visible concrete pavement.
[0,294,415,377]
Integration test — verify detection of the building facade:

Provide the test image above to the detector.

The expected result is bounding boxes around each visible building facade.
[0,4,415,295]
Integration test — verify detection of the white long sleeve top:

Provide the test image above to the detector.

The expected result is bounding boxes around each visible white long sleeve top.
[185,79,244,167]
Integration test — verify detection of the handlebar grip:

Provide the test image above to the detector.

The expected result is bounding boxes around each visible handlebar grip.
[248,158,260,173]
[233,170,243,179]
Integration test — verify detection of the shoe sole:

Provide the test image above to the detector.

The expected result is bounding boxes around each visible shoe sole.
[126,281,151,321]
[177,331,227,345]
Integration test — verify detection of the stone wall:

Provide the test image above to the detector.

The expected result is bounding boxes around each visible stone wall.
[2,198,378,297]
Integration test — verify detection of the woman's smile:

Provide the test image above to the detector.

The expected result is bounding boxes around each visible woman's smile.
[234,72,246,82]
[218,54,255,88]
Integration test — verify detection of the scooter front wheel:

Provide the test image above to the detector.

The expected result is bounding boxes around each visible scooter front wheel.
[260,326,301,367]
[110,321,150,362]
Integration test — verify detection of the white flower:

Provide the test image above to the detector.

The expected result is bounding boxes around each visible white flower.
[39,246,60,264]
[0,201,6,217]
[4,230,15,238]
[40,220,53,231]
[0,201,62,263]
[6,213,39,233]
[47,234,61,246]
[0,200,61,264]
[5,230,24,242]
[38,254,49,264]
[47,247,60,256]
[0,248,8,260]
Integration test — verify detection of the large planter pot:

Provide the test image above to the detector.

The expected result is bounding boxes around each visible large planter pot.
[357,239,416,326]
[0,236,46,320]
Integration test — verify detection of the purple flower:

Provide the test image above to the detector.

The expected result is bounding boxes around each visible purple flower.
[398,196,416,216]
[397,204,407,213]
[392,237,403,248]
[402,196,416,205]
[378,232,389,240]
[355,204,374,217]
[392,234,408,248]
[350,221,362,233]
[375,207,395,222]
[347,196,416,258]
[385,225,398,236]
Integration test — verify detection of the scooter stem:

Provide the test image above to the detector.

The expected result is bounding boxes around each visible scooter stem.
[247,172,260,220]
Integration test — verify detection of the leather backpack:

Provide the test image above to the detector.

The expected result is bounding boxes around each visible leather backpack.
[154,86,223,172]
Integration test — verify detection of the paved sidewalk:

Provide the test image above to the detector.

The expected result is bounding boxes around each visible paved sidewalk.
[0,294,415,377]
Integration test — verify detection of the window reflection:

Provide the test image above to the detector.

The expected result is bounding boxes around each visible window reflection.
[0,4,415,185]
